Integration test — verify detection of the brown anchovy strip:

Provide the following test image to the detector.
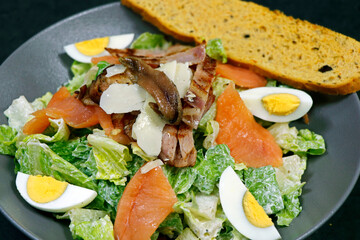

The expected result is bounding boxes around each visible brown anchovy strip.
[119,56,183,125]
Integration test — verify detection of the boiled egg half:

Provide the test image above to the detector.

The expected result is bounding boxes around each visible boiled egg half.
[219,166,281,240]
[16,172,97,212]
[64,33,134,63]
[239,87,312,122]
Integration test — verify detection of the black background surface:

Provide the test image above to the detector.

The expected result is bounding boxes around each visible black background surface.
[0,0,359,239]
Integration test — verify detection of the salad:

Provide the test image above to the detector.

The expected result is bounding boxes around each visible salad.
[0,32,326,240]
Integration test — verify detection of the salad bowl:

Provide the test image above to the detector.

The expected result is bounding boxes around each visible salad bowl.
[0,1,360,239]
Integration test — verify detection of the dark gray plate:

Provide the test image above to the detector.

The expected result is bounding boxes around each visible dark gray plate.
[0,2,359,240]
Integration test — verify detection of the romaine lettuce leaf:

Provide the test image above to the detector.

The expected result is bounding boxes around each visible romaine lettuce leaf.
[276,188,302,226]
[276,155,306,195]
[158,212,184,238]
[275,155,306,226]
[4,96,34,130]
[202,120,219,150]
[216,220,247,240]
[176,228,199,240]
[206,38,227,63]
[87,132,131,185]
[97,180,124,209]
[0,125,18,156]
[131,32,171,50]
[162,164,197,194]
[131,142,157,162]
[194,144,235,194]
[95,61,111,79]
[178,193,225,240]
[268,122,326,155]
[66,61,92,93]
[243,166,284,214]
[57,208,114,240]
[31,92,53,111]
[15,138,97,190]
[28,118,70,143]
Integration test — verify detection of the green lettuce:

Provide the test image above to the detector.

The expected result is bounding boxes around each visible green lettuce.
[276,188,302,226]
[202,120,219,150]
[268,122,326,155]
[216,221,247,240]
[131,142,157,162]
[95,61,111,79]
[177,193,225,240]
[31,92,53,111]
[87,131,131,185]
[275,155,306,226]
[57,208,114,240]
[162,164,197,195]
[194,144,235,194]
[157,213,184,238]
[49,136,91,164]
[176,228,199,240]
[205,38,227,63]
[4,96,35,130]
[15,138,97,190]
[131,32,171,50]
[243,166,284,214]
[28,118,70,143]
[66,61,92,93]
[0,125,18,156]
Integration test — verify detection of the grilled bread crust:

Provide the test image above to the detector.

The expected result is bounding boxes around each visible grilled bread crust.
[122,0,360,94]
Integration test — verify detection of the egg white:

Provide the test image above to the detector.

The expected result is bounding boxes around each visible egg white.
[239,87,313,122]
[16,172,97,213]
[64,33,134,63]
[219,167,281,240]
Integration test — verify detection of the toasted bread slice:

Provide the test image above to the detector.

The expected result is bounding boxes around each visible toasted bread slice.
[122,0,360,95]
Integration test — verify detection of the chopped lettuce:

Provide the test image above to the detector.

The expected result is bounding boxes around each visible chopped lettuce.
[177,193,225,240]
[31,92,53,111]
[4,96,34,130]
[131,32,171,50]
[15,138,97,190]
[162,164,197,194]
[130,142,157,162]
[97,180,124,209]
[275,155,306,226]
[57,208,114,240]
[203,120,219,150]
[176,228,199,240]
[268,122,326,155]
[87,131,131,185]
[194,144,235,194]
[49,136,91,164]
[158,213,184,238]
[66,61,92,93]
[96,61,112,79]
[206,38,227,63]
[0,125,18,156]
[243,166,284,214]
[216,221,247,240]
[28,118,70,143]
[276,188,303,226]
[276,155,306,195]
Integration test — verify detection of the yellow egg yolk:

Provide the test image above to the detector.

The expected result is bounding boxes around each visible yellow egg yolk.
[262,93,300,116]
[242,191,273,228]
[27,175,68,203]
[75,37,109,56]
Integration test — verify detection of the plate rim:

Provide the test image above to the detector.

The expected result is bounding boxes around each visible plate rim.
[0,1,360,240]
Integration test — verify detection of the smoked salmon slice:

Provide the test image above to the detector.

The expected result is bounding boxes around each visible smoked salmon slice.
[114,166,177,240]
[215,83,283,168]
[216,63,267,88]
